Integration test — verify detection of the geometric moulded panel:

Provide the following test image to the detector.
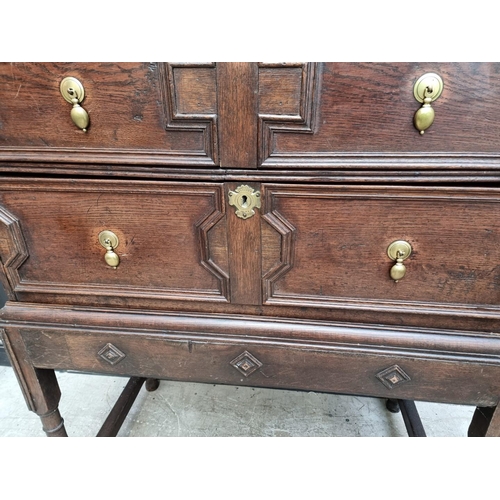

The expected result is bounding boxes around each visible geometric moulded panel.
[258,62,320,166]
[0,206,29,299]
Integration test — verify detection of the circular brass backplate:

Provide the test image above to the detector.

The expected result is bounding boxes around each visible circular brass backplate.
[98,230,119,249]
[387,240,412,261]
[60,77,85,104]
[413,73,444,103]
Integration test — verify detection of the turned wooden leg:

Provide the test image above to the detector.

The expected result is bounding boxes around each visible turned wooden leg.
[1,328,68,437]
[39,408,67,437]
[468,405,500,437]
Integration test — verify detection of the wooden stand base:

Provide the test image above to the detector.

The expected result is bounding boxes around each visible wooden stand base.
[96,378,159,437]
[386,399,427,437]
[98,385,426,437]
[468,405,500,437]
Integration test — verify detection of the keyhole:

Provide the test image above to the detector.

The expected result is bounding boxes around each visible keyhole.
[241,195,248,208]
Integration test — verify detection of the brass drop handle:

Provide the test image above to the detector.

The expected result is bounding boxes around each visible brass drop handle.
[413,73,443,135]
[60,77,90,132]
[98,230,120,269]
[387,241,412,282]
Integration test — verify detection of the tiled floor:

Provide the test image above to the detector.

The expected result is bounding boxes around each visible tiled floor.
[0,364,476,437]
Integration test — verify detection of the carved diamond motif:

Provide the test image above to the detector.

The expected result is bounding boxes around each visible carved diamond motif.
[376,364,411,389]
[98,343,126,366]
[230,351,263,377]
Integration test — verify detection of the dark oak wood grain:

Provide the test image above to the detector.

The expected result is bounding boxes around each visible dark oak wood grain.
[216,63,258,168]
[226,182,262,305]
[0,178,229,306]
[1,63,500,437]
[260,62,500,169]
[0,62,219,166]
[261,184,500,329]
[4,307,500,407]
[1,327,67,436]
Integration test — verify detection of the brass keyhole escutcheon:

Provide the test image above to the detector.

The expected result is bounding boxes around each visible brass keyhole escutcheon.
[98,230,120,269]
[60,77,90,132]
[228,185,261,219]
[387,240,412,282]
[413,73,444,135]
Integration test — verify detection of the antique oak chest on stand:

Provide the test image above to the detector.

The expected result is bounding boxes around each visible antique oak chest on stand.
[1,63,500,437]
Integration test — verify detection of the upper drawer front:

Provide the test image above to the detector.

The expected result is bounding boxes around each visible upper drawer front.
[0,63,218,167]
[259,62,500,169]
[0,179,229,307]
[261,184,500,326]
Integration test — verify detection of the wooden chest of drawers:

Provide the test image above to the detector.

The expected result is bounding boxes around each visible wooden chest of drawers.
[1,62,500,436]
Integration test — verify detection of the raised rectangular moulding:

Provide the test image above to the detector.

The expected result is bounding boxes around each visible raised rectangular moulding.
[257,62,500,171]
[0,63,219,169]
[0,178,229,308]
[261,183,500,331]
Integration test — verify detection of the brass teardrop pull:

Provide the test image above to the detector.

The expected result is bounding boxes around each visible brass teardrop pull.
[414,87,435,135]
[390,250,407,281]
[60,77,90,132]
[387,241,412,282]
[98,230,120,269]
[413,73,443,135]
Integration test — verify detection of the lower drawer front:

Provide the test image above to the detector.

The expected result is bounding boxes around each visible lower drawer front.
[0,179,229,307]
[19,327,500,407]
[261,184,500,329]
